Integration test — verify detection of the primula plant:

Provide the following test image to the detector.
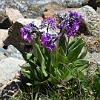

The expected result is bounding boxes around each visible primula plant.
[19,11,92,99]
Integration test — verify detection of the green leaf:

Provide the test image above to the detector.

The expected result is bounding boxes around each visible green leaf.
[92,75,100,97]
[34,93,39,100]
[26,82,32,86]
[21,70,32,79]
[73,59,89,67]
[65,75,73,82]
[33,43,47,77]
[35,66,48,81]
[33,69,41,81]
[67,38,76,50]
[77,64,88,71]
[78,47,87,59]
[50,48,59,68]
[20,65,30,70]
[23,52,32,60]
[58,47,68,64]
[67,42,85,62]
[58,68,69,80]
[50,47,68,70]
[68,38,83,52]
[50,51,55,66]
[59,35,67,53]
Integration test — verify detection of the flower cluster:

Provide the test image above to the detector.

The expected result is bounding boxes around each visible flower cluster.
[20,22,38,42]
[20,11,82,51]
[41,32,57,51]
[41,17,57,30]
[40,17,58,51]
[58,11,82,37]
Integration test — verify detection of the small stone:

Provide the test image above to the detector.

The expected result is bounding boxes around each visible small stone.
[0,83,3,87]
[0,52,6,61]
[42,10,53,18]
[97,7,100,14]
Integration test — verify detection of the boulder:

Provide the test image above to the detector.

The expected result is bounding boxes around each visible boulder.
[0,57,25,87]
[0,57,25,99]
[5,8,24,24]
[78,5,100,36]
[0,29,8,48]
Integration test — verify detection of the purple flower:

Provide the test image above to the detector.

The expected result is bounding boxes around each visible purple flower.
[58,11,82,37]
[20,22,38,42]
[41,17,57,30]
[41,32,57,51]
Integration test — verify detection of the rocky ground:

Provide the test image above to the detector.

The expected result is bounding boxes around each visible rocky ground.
[0,0,100,99]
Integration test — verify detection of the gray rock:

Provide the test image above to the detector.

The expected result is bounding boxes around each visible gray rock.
[0,57,25,86]
[78,5,100,36]
[6,45,23,59]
